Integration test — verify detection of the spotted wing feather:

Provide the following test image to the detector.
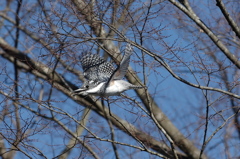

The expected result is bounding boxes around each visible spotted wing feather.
[80,54,114,83]
[98,61,114,82]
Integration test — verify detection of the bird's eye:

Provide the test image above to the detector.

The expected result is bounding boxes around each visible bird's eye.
[86,85,89,88]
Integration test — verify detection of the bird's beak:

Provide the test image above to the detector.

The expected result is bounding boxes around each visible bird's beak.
[73,88,86,92]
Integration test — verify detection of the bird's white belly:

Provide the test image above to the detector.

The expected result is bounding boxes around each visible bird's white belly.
[105,84,122,96]
[86,80,126,96]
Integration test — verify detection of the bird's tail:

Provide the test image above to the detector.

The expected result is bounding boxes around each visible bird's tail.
[130,84,145,89]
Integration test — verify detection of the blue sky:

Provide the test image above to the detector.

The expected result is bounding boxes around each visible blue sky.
[0,0,239,158]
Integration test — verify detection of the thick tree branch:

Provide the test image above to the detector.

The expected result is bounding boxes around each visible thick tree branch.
[70,0,208,158]
[168,0,240,69]
[216,0,240,39]
[0,38,186,159]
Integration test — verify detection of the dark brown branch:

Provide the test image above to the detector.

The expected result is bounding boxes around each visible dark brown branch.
[168,0,240,69]
[70,0,208,158]
[0,38,187,159]
[216,0,240,39]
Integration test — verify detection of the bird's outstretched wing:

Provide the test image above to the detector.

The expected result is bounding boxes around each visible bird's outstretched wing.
[80,54,104,81]
[113,43,133,80]
[97,61,115,82]
[80,54,114,83]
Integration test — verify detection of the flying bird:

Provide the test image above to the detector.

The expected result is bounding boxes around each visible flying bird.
[73,44,143,96]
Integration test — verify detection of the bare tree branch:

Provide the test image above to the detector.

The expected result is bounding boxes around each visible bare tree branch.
[168,0,240,69]
[0,38,187,159]
[216,0,240,39]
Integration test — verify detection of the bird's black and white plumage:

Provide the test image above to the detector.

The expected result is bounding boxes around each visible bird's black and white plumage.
[74,44,143,96]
